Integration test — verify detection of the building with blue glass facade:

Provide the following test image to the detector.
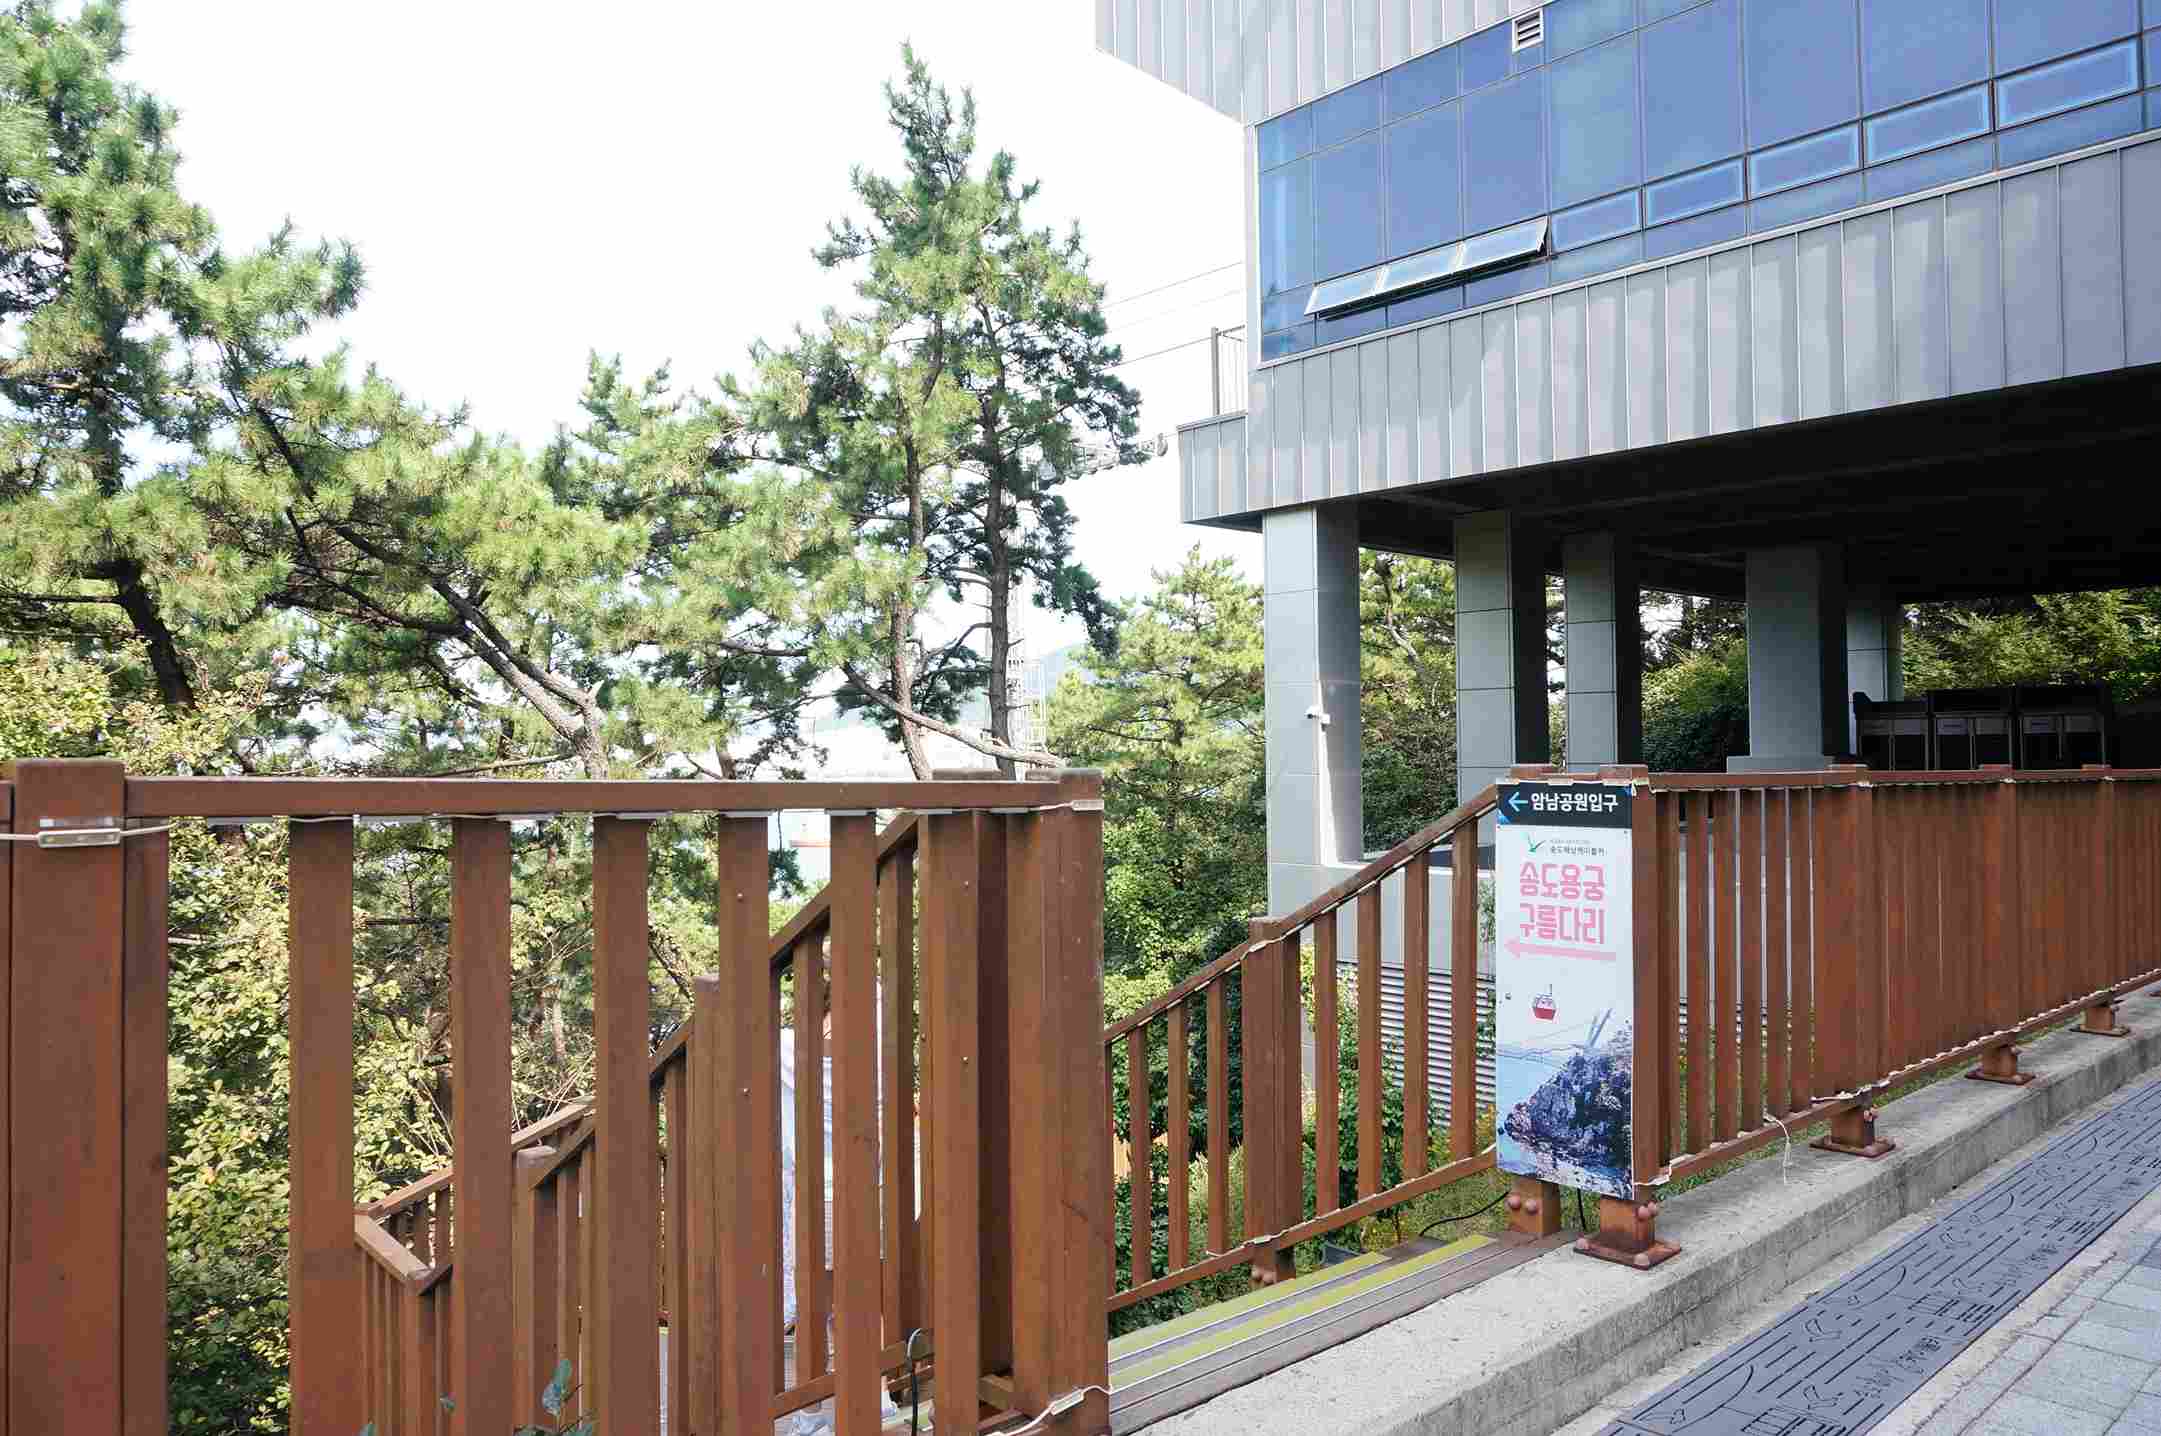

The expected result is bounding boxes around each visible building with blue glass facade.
[1095,0,2161,912]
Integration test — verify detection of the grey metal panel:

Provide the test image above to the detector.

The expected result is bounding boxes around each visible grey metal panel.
[1358,340,1389,491]
[1301,356,1330,503]
[1481,308,1518,472]
[1707,247,1753,435]
[1273,361,1304,506]
[1440,0,1472,44]
[1115,0,1140,64]
[1383,0,1411,68]
[1220,416,1245,515]
[1409,0,1435,56]
[1296,0,1320,103]
[1842,209,1895,414]
[1946,186,2005,396]
[1796,223,1845,420]
[2002,169,2065,388]
[1624,271,1667,450]
[1416,324,1450,484]
[1268,0,1294,115]
[1322,0,1350,93]
[1353,0,1381,78]
[1214,0,1242,116]
[1097,0,1116,53]
[2061,152,2127,378]
[1241,0,1267,121]
[1386,331,1419,488]
[1475,0,1505,29]
[1449,317,1484,475]
[1329,346,1359,496]
[1163,0,1188,97]
[1187,0,1214,102]
[1247,370,1273,511]
[1182,424,1215,521]
[1585,278,1627,455]
[1515,297,1552,468]
[1665,258,1709,443]
[1750,237,1798,429]
[1550,288,1588,462]
[2129,140,2161,368]
[1894,198,1951,405]
[1136,0,1161,78]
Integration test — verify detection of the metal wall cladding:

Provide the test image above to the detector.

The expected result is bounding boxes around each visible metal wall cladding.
[1179,135,2161,524]
[1097,0,1538,123]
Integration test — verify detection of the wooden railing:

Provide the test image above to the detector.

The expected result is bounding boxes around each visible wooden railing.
[0,760,1109,1436]
[1105,785,1501,1307]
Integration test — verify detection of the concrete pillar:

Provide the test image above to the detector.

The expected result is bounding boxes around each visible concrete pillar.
[1846,587,1905,748]
[1730,544,1850,772]
[1562,533,1643,768]
[1264,506,1362,912]
[1455,511,1551,802]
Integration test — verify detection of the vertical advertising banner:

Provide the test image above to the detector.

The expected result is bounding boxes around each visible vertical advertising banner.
[1494,781,1638,1200]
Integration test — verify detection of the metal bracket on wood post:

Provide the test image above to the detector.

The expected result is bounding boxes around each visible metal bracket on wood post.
[1504,1176,1560,1239]
[1967,1041,2036,1086]
[1812,1103,1896,1159]
[1576,1196,1683,1272]
[2077,1000,2132,1038]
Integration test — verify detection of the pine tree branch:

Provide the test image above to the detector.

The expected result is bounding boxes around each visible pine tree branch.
[839,662,1062,769]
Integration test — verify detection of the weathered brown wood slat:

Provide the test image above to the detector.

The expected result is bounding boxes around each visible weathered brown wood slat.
[1127,1027,1151,1289]
[1737,791,1762,1136]
[405,1275,439,1436]
[1050,778,1114,1433]
[715,816,780,1434]
[288,820,359,1436]
[661,1058,689,1428]
[793,937,829,1381]
[973,813,1015,1391]
[1788,791,1815,1112]
[1000,807,1054,1414]
[1167,999,1191,1272]
[828,814,882,1433]
[878,833,920,1342]
[687,978,720,1436]
[1764,790,1790,1120]
[121,824,168,1436]
[1685,791,1710,1153]
[590,817,658,1433]
[922,812,982,1436]
[1657,792,1681,1155]
[1715,790,1739,1145]
[1403,857,1430,1178]
[1451,824,1478,1164]
[1314,918,1341,1214]
[1357,887,1382,1200]
[1206,980,1230,1253]
[1882,789,1910,1070]
[557,1156,584,1423]
[511,1149,558,1427]
[0,778,8,1436]
[449,818,515,1436]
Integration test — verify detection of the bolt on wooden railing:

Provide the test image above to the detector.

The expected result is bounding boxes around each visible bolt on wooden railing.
[0,760,1108,1436]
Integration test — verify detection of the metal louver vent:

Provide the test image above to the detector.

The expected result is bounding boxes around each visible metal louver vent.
[1512,10,1544,51]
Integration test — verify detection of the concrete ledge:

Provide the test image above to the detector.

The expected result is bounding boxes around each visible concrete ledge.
[1144,984,2161,1436]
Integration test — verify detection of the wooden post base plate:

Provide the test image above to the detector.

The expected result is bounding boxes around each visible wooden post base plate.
[1811,1134,1898,1158]
[1966,1067,2037,1086]
[1967,1045,2036,1086]
[1574,1233,1683,1271]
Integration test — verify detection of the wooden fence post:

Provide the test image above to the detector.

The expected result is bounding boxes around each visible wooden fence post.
[1811,769,1895,1160]
[1240,919,1297,1285]
[2076,769,2132,1038]
[1047,773,1111,1433]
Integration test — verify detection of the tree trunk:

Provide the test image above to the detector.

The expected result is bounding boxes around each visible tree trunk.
[985,465,1017,778]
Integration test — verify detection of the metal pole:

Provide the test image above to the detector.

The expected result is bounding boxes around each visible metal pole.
[1209,326,1222,417]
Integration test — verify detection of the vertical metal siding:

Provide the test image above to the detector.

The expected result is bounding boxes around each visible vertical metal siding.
[1115,0,1140,65]
[1352,0,1381,80]
[1296,0,1321,104]
[1176,139,2161,526]
[1241,0,1268,121]
[1214,0,1242,118]
[1186,0,1214,102]
[1181,424,1213,522]
[1408,0,1434,59]
[1323,0,1351,95]
[1163,0,1188,94]
[1136,0,1162,79]
[1098,0,1117,56]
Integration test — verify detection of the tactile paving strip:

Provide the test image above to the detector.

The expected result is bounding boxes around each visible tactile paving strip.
[1600,1074,2161,1436]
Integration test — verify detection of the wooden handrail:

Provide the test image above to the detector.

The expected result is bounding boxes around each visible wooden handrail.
[365,1100,589,1219]
[354,1212,431,1286]
[524,1122,595,1188]
[124,776,1062,818]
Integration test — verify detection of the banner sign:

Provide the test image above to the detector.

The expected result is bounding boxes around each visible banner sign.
[1493,781,1637,1200]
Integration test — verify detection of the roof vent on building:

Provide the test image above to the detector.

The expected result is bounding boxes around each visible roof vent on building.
[1511,10,1544,51]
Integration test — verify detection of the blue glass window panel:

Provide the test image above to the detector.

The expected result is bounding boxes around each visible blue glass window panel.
[1513,40,1545,73]
[1459,216,1551,269]
[2150,89,2161,132]
[1306,265,1388,313]
[1461,22,1512,90]
[1464,72,1550,233]
[1464,260,1551,307]
[1548,35,1642,209]
[1316,306,1389,346]
[1861,0,1990,113]
[1382,243,1470,292]
[1312,135,1385,279]
[1262,287,1314,333]
[1749,170,1865,229]
[1552,190,1642,249]
[1386,103,1464,257]
[2148,31,2161,80]
[1547,0,1638,57]
[1864,85,1991,163]
[1996,92,2143,166]
[1644,0,1704,19]
[1863,134,1993,200]
[1750,125,1862,196]
[1387,285,1465,328]
[1996,41,2141,127]
[1386,44,1459,120]
[1552,230,1646,282]
[2150,0,2161,28]
[1643,204,1746,259]
[1995,0,2138,76]
[1644,160,1746,223]
[1259,107,1314,170]
[1746,0,1862,148]
[1314,76,1383,147]
[1644,0,1745,180]
[1258,159,1313,295]
[1262,323,1316,360]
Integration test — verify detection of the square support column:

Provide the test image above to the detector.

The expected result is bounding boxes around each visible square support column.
[1563,533,1643,768]
[1456,511,1551,803]
[1730,544,1850,772]
[1846,587,1905,749]
[1264,506,1362,912]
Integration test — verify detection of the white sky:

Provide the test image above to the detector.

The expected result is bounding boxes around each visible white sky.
[124,2,1263,655]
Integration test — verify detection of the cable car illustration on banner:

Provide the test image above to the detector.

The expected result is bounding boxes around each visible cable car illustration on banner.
[1531,987,1556,1021]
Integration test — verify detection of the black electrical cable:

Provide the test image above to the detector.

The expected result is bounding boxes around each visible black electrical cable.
[1417,1187,1509,1238]
[1576,1188,1589,1234]
[906,1327,930,1434]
